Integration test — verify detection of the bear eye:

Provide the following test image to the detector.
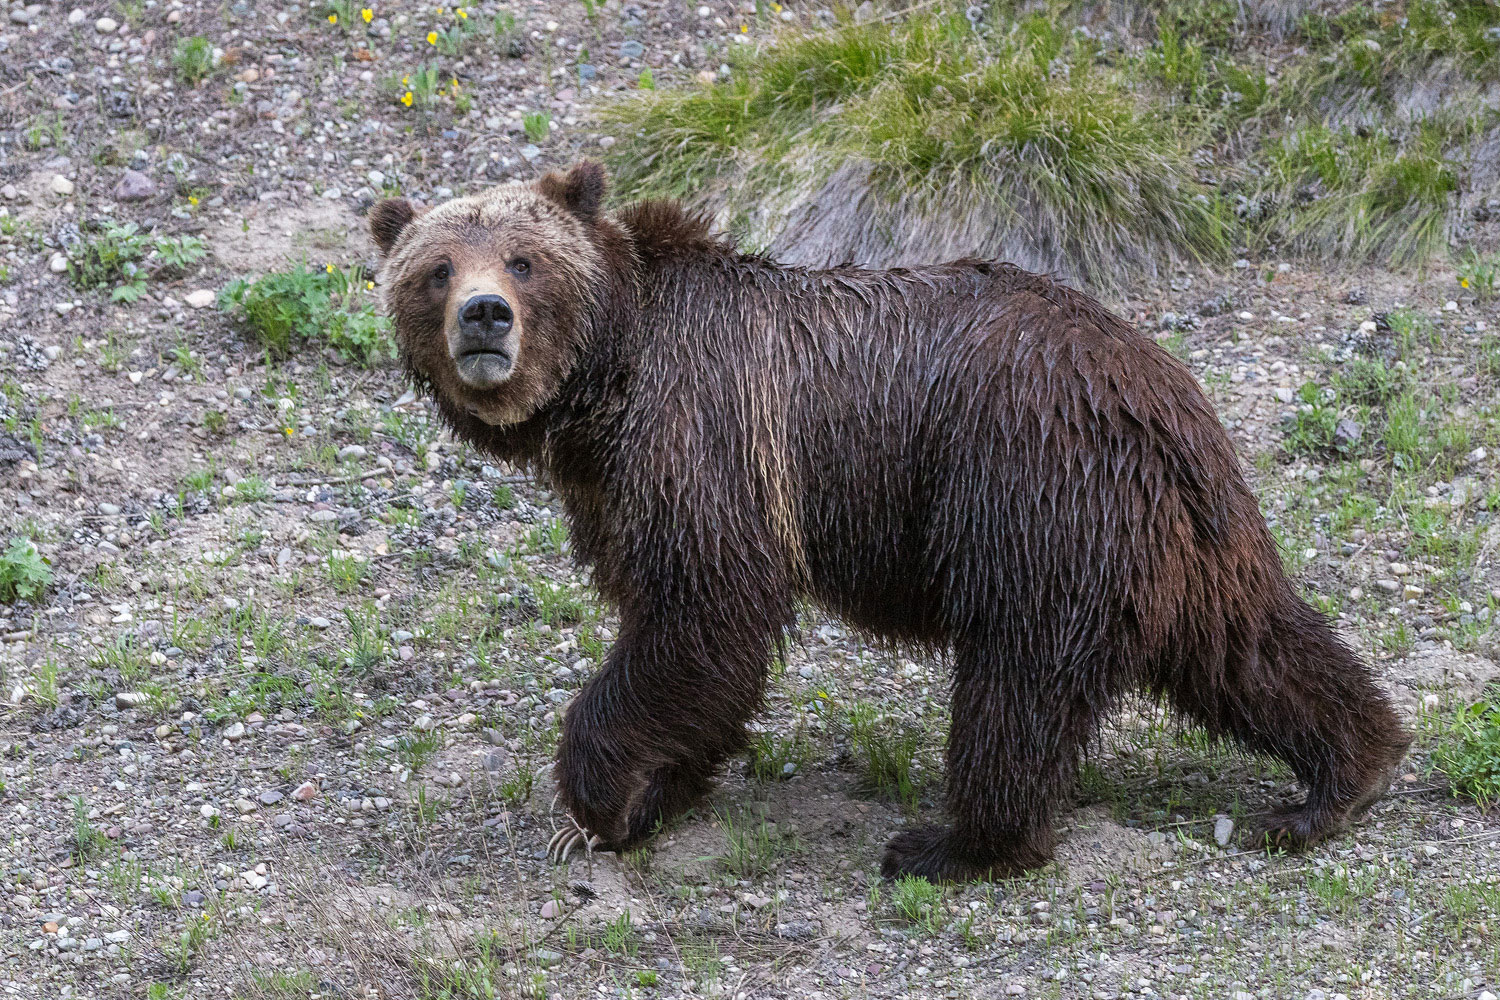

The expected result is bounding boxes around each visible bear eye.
[431,263,451,284]
[508,258,531,275]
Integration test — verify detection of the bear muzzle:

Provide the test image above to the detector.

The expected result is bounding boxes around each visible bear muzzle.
[451,292,518,388]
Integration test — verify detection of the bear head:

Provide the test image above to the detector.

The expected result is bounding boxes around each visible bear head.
[370,161,609,427]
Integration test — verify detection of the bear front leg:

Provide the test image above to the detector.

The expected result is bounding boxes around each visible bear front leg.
[550,598,780,863]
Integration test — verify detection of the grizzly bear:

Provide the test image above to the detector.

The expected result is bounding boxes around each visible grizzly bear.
[369,161,1411,882]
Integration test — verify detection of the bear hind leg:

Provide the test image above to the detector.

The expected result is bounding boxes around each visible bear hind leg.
[1166,599,1411,849]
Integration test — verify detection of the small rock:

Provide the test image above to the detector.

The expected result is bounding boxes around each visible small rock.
[337,444,367,461]
[293,781,318,802]
[413,714,436,731]
[1333,418,1361,448]
[1213,815,1234,847]
[184,289,216,309]
[50,175,75,196]
[540,899,564,919]
[48,253,68,274]
[113,170,157,202]
[223,722,247,741]
[1402,584,1424,601]
[95,16,118,33]
[67,8,86,24]
[115,691,148,709]
[259,789,284,806]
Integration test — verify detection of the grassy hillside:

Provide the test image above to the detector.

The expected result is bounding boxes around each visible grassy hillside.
[598,0,1500,290]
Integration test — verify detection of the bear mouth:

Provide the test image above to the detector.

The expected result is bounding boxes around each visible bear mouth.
[454,350,514,388]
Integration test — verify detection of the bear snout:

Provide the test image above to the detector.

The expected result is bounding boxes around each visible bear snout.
[451,292,518,388]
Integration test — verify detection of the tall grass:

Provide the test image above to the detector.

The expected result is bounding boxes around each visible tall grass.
[597,0,1500,283]
[600,9,1225,289]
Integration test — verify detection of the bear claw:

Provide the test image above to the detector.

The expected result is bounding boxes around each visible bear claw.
[548,818,600,865]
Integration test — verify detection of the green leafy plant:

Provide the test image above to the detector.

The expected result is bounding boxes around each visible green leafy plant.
[218,264,394,364]
[1458,247,1498,301]
[1431,687,1500,807]
[0,537,51,603]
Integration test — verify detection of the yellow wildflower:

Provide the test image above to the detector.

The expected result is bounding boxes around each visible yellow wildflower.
[187,195,199,206]
[402,75,410,85]
[427,30,438,44]
[325,263,335,273]
[741,23,747,31]
[361,7,373,21]
[1461,278,1471,288]
[451,77,459,88]
[366,280,376,290]
[328,12,338,23]
[457,7,467,18]
[401,90,414,106]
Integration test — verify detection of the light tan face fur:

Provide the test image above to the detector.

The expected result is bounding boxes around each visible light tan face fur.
[375,179,605,427]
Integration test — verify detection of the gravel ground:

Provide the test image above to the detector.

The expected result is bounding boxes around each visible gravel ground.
[3,2,1500,999]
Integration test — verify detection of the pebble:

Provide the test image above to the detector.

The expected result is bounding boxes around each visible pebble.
[48,253,68,274]
[95,16,118,33]
[50,175,75,196]
[223,722,247,741]
[338,444,367,461]
[540,899,564,919]
[184,289,216,309]
[113,169,157,202]
[259,789,284,806]
[67,7,85,24]
[413,714,436,731]
[1213,815,1234,847]
[293,781,318,801]
[115,691,148,709]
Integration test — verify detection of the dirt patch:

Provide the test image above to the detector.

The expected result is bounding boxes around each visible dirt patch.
[206,198,368,274]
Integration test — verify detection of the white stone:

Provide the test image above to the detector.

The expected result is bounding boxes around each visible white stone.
[67,8,86,24]
[1213,815,1234,847]
[95,16,119,33]
[48,253,69,274]
[184,289,216,309]
[50,175,75,196]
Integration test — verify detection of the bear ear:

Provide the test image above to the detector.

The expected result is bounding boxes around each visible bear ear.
[370,198,418,256]
[538,160,607,223]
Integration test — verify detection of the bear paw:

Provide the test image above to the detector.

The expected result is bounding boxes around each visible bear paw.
[548,816,602,865]
[880,827,1048,883]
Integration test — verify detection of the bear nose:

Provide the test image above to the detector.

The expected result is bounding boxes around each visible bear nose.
[458,294,513,340]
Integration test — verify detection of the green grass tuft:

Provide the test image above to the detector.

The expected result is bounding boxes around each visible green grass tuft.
[599,9,1225,289]
[597,1,1498,279]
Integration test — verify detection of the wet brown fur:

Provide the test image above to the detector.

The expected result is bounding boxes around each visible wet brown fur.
[372,163,1412,882]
